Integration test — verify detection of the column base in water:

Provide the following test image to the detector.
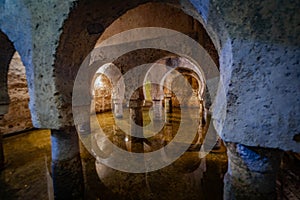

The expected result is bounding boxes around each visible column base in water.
[51,126,84,200]
[224,142,282,200]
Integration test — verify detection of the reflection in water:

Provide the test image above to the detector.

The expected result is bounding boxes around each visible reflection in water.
[93,108,227,200]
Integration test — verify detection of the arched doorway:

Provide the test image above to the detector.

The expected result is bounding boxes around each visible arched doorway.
[66,2,224,199]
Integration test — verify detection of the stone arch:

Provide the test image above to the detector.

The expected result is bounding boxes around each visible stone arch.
[166,69,203,106]
[2,52,33,134]
[0,1,42,127]
[163,67,202,107]
[93,73,113,113]
[57,3,225,195]
[53,0,224,129]
[92,63,125,117]
[162,57,205,96]
[0,30,15,111]
[1,1,299,199]
[0,30,15,168]
[0,29,34,169]
[0,29,33,134]
[94,63,125,103]
[143,56,207,106]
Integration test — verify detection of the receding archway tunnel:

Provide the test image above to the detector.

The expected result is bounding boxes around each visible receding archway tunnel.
[70,3,227,199]
[0,1,299,200]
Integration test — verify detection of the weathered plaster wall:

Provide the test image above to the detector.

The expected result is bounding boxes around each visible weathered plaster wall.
[0,52,33,134]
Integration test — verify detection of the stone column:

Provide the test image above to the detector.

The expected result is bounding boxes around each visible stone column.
[113,99,123,118]
[164,96,172,114]
[162,104,172,145]
[224,142,282,200]
[51,126,84,200]
[0,104,9,170]
[129,99,144,153]
[152,99,163,121]
[164,118,173,142]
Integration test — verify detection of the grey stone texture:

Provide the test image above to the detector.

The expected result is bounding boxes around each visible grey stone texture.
[187,0,300,152]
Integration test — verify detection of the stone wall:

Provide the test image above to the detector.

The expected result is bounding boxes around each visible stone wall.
[0,52,33,134]
[94,74,113,113]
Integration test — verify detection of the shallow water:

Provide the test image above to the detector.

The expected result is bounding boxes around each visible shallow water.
[0,108,228,200]
[89,108,228,200]
[1,108,299,199]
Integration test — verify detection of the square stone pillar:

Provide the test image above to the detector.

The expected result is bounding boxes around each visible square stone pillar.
[113,99,123,118]
[164,96,172,114]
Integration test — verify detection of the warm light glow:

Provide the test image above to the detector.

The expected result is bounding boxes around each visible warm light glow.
[125,137,129,142]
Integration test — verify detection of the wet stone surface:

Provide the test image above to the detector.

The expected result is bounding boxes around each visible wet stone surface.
[0,129,51,200]
[0,110,299,199]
